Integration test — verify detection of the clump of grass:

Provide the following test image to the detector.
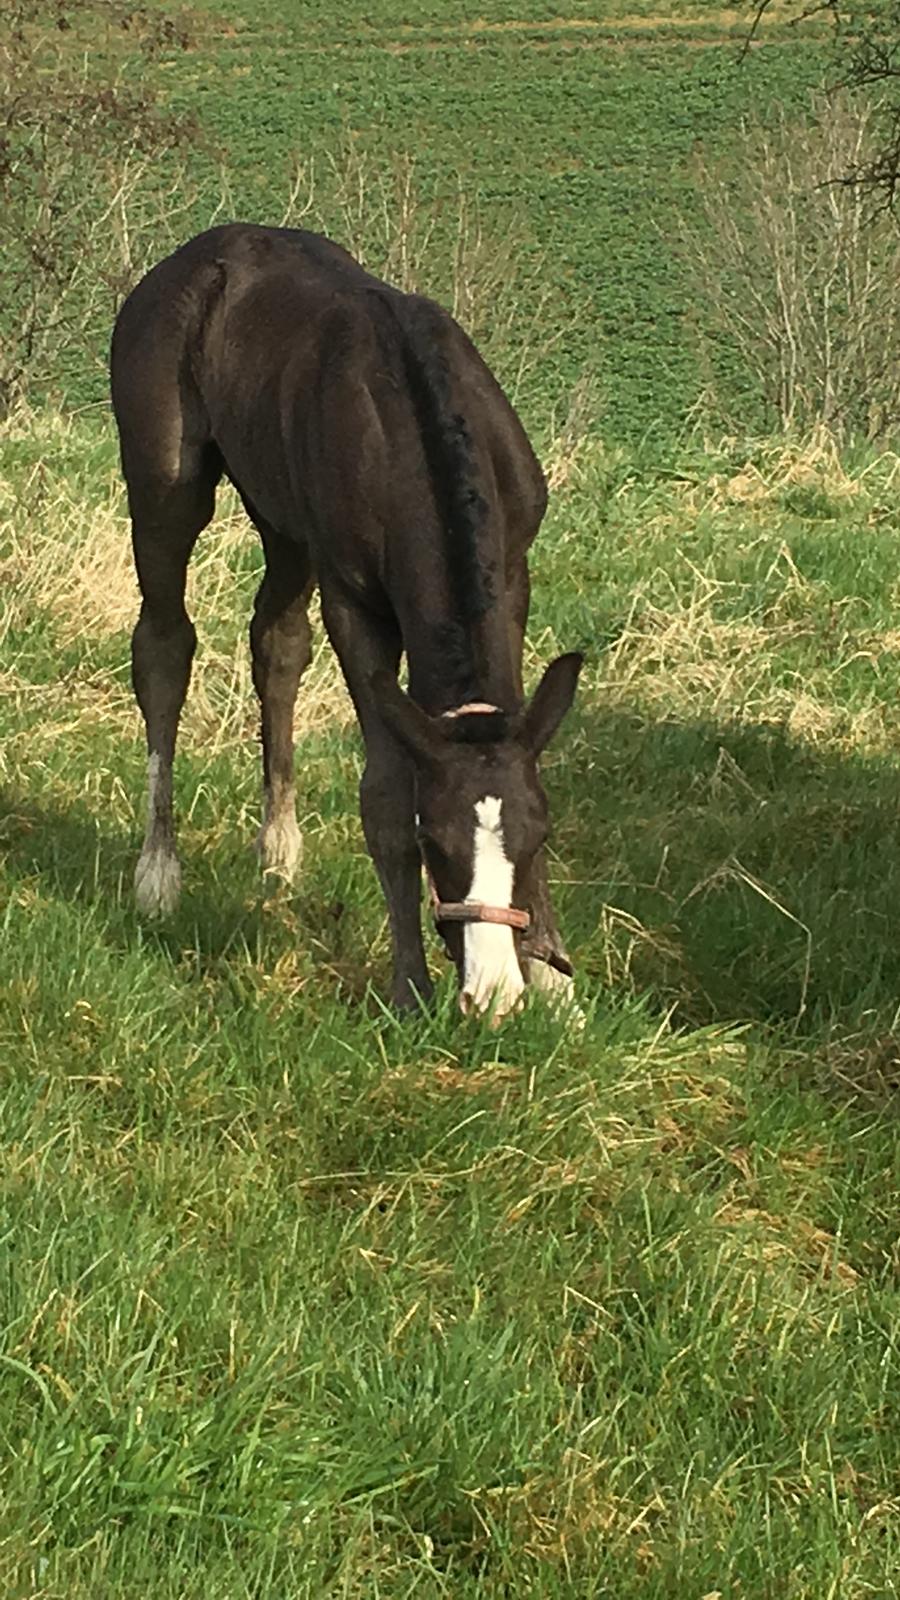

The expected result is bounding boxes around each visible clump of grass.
[692,427,900,512]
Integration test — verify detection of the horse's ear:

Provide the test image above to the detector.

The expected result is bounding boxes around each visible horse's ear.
[371,672,444,762]
[521,653,584,755]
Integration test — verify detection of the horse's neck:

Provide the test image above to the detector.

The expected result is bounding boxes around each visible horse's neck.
[403,610,520,716]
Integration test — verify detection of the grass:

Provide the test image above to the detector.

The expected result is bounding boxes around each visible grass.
[2,403,900,1596]
[153,10,830,441]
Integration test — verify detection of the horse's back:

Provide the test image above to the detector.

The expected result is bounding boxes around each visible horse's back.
[110,224,545,559]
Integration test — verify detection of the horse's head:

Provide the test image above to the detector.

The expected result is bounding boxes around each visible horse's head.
[373,653,583,1021]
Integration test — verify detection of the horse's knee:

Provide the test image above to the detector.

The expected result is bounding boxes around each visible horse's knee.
[131,606,197,722]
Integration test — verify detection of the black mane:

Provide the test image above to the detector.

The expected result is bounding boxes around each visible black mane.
[393,299,494,633]
[445,710,510,744]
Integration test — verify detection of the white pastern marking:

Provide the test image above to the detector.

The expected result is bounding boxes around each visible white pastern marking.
[523,956,585,1030]
[134,847,181,917]
[461,797,524,1020]
[257,812,302,879]
[134,752,181,916]
[257,789,302,880]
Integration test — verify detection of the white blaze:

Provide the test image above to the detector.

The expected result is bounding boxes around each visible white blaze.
[461,797,525,1020]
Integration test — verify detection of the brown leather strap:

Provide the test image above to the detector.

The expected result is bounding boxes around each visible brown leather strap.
[433,900,531,930]
[522,942,575,979]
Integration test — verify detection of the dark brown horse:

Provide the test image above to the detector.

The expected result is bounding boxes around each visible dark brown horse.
[110,224,582,1020]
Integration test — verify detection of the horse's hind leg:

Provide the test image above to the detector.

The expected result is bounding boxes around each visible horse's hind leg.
[129,460,219,915]
[247,517,313,881]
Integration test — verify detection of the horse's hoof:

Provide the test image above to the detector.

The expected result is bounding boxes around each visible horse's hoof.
[393,976,434,1014]
[257,814,302,881]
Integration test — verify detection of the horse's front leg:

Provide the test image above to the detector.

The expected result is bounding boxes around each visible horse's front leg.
[519,853,578,1010]
[359,743,433,1009]
[505,558,579,1009]
[321,588,432,1010]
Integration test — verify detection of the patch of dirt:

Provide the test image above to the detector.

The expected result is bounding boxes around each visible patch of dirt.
[465,12,754,32]
[282,5,810,56]
[375,13,791,57]
[380,35,760,55]
[381,7,801,44]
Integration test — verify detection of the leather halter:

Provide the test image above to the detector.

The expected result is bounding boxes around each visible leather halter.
[423,702,532,934]
[430,885,531,932]
[422,701,574,973]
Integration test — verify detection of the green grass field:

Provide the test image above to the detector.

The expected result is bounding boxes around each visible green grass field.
[20,0,832,438]
[2,3,900,1597]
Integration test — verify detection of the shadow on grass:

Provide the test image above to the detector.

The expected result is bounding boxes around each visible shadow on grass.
[4,704,900,1038]
[0,786,376,1000]
[553,706,900,1036]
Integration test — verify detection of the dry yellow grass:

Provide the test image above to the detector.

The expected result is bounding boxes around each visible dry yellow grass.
[687,428,900,512]
[0,408,355,756]
[4,409,898,782]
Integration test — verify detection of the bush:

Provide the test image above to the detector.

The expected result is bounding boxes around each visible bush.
[678,90,900,443]
[0,0,201,409]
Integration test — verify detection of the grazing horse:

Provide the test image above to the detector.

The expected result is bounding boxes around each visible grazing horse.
[110,224,582,1020]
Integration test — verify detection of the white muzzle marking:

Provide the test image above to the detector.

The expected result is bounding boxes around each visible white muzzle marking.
[460,797,524,1021]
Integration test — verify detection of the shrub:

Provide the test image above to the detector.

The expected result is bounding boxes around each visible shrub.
[678,91,900,443]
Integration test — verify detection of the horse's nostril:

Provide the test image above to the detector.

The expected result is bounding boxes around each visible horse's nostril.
[459,991,475,1016]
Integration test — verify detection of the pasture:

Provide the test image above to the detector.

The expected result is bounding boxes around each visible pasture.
[1,3,899,1596]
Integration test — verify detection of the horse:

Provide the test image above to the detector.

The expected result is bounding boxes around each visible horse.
[110,224,582,1021]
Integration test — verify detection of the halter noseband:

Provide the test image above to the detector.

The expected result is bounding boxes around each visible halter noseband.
[422,702,532,934]
[430,887,531,932]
